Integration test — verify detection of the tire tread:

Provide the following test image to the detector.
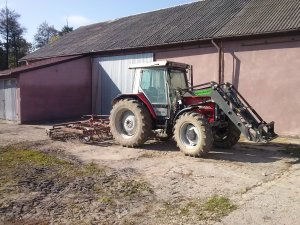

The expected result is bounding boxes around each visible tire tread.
[110,99,152,147]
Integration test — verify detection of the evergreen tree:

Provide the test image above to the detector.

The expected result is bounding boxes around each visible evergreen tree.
[59,25,73,36]
[34,21,58,48]
[0,7,30,69]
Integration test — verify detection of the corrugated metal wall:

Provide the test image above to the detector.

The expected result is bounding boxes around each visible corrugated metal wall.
[0,79,17,120]
[0,80,5,119]
[92,53,153,115]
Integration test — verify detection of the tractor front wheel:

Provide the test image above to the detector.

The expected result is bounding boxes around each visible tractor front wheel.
[109,99,152,147]
[213,121,241,148]
[174,112,213,157]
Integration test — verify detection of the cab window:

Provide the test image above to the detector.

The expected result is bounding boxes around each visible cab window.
[168,69,187,90]
[168,69,187,101]
[140,69,167,104]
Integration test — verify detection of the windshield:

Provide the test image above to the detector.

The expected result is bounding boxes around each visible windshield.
[139,68,167,104]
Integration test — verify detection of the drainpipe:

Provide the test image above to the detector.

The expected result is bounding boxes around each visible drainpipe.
[211,39,222,84]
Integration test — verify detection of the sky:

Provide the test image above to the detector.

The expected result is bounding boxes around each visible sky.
[0,0,197,43]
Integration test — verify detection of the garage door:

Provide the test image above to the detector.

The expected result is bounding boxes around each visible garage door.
[0,79,17,120]
[0,80,4,119]
[92,53,153,115]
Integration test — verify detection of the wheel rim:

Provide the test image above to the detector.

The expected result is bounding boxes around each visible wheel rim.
[179,122,200,147]
[118,110,136,137]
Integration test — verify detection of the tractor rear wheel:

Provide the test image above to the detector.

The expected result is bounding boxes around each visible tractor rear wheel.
[174,112,213,157]
[213,121,241,148]
[110,99,152,147]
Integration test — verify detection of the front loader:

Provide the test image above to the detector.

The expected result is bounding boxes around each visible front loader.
[109,61,277,157]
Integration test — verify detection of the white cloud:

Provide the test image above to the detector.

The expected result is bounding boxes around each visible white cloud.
[64,15,94,27]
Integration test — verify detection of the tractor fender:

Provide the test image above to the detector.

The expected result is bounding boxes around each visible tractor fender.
[173,106,198,123]
[112,93,157,119]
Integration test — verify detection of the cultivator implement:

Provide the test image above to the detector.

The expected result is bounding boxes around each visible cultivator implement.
[46,115,112,143]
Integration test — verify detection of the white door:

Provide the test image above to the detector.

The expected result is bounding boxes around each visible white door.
[0,80,5,119]
[0,79,17,120]
[92,53,153,115]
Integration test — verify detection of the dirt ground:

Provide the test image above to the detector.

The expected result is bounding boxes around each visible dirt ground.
[0,122,299,225]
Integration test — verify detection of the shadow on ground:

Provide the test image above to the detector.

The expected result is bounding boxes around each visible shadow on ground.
[139,139,300,164]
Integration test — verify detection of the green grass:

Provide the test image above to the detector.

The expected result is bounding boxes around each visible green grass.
[0,147,70,168]
[120,180,154,197]
[0,145,155,203]
[0,147,68,188]
[0,146,105,192]
[159,196,237,222]
[74,162,106,177]
[99,196,113,203]
[202,195,237,218]
[0,146,105,175]
[0,145,157,224]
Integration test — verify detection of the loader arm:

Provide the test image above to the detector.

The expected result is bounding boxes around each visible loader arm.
[188,82,277,143]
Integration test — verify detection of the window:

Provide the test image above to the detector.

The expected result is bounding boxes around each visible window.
[140,69,167,104]
[168,70,187,90]
[168,69,187,102]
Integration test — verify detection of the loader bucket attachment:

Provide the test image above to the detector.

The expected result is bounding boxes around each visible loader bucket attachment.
[258,121,278,143]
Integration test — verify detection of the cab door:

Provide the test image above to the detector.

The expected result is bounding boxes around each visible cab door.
[167,69,188,100]
[139,68,168,117]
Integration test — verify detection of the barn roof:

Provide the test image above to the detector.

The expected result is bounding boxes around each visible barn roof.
[23,0,300,61]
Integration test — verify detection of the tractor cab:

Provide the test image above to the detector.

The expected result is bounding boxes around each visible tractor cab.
[129,61,190,118]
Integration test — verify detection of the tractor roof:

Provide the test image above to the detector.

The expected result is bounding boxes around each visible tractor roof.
[129,60,190,69]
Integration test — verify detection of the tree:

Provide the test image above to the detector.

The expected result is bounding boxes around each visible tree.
[7,37,31,68]
[0,7,28,69]
[33,23,73,49]
[0,44,5,70]
[34,21,58,48]
[59,25,73,36]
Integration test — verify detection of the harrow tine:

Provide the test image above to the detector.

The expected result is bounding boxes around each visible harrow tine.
[47,115,112,143]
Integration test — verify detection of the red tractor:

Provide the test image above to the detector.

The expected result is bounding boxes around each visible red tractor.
[109,61,277,157]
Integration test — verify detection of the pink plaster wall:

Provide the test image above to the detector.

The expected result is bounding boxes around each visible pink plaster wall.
[155,36,300,136]
[155,47,219,85]
[223,37,300,136]
[19,57,91,122]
